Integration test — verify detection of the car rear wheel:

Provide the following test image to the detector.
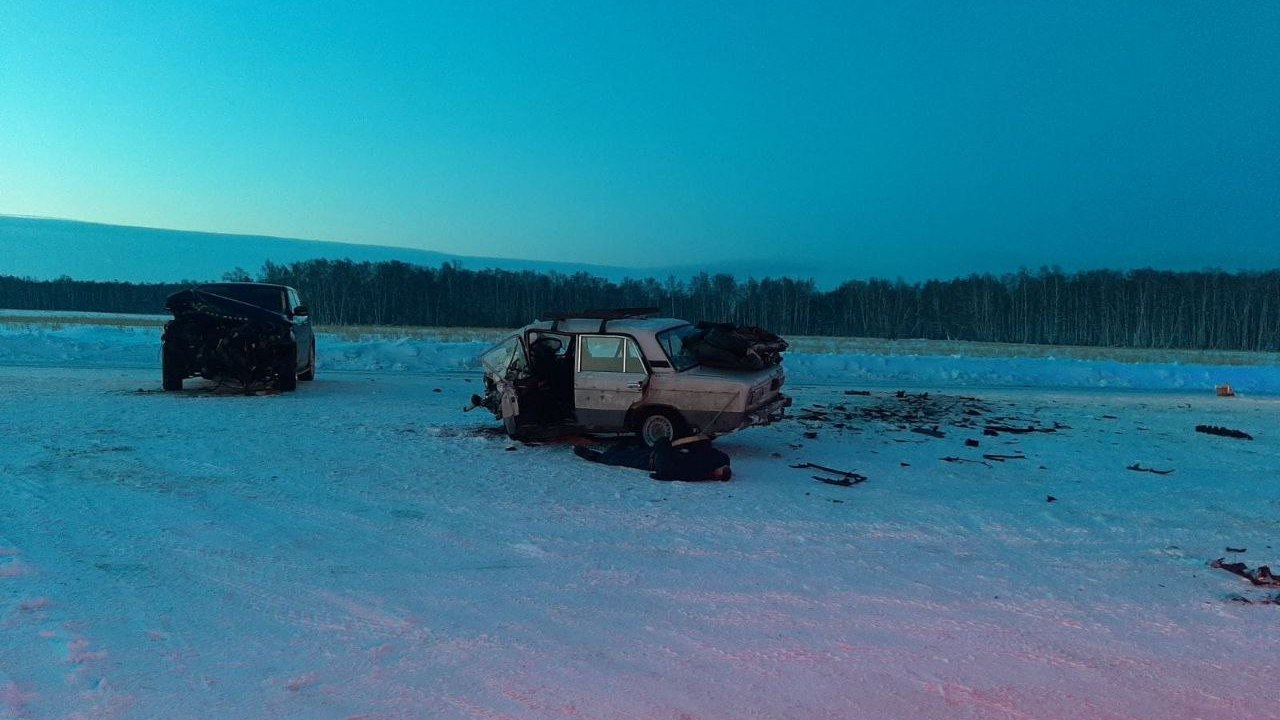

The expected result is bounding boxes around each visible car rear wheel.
[162,343,183,391]
[638,409,688,447]
[299,339,316,381]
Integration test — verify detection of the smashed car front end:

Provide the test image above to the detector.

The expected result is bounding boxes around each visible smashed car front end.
[163,289,295,386]
[473,332,530,421]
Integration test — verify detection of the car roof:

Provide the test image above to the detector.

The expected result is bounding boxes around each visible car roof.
[524,317,690,336]
[197,282,293,292]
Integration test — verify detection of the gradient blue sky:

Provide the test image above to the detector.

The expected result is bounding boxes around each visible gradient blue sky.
[2,1,1277,280]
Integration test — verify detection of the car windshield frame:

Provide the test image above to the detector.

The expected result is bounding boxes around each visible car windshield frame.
[656,324,700,372]
[480,335,529,378]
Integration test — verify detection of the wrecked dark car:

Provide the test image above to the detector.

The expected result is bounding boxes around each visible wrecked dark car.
[162,282,316,392]
[472,308,791,445]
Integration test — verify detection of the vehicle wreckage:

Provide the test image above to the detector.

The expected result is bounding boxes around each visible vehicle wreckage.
[161,283,317,392]
[470,308,792,444]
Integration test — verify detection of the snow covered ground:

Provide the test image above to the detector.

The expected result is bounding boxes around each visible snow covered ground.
[2,318,1279,719]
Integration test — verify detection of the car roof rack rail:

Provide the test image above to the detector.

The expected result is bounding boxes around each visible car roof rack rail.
[542,307,661,332]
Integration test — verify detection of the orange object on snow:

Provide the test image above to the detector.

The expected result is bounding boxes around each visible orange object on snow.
[1216,384,1235,397]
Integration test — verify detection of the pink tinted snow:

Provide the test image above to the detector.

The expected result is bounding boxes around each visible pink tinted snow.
[0,559,30,577]
[66,638,108,664]
[368,643,395,662]
[18,597,52,611]
[285,672,317,691]
[0,683,37,715]
[72,678,135,720]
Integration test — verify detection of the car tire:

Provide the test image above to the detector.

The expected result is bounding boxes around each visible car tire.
[162,343,183,391]
[274,347,298,392]
[503,415,529,442]
[638,408,689,447]
[299,339,316,381]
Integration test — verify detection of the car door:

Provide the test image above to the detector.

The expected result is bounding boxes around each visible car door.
[574,334,647,430]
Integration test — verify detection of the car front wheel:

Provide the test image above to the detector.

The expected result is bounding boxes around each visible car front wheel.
[503,415,530,442]
[162,343,183,391]
[274,346,298,392]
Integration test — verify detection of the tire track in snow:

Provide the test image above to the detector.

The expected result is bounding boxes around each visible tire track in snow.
[0,421,242,716]
[0,538,130,718]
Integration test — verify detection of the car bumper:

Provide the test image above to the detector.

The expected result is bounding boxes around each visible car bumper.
[746,393,792,427]
[700,393,792,434]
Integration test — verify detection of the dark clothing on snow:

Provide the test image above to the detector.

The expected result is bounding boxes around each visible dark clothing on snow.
[574,443,655,470]
[651,438,731,482]
[574,437,731,482]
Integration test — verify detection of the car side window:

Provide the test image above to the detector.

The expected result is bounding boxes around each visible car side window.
[527,332,571,358]
[624,337,645,373]
[579,335,646,375]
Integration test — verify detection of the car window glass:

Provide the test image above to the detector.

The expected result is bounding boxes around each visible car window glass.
[580,336,645,374]
[656,324,699,371]
[480,336,527,377]
[624,338,646,374]
[582,336,624,372]
[580,336,621,372]
[527,331,570,356]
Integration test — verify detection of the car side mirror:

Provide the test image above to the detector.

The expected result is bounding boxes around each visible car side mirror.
[292,305,310,317]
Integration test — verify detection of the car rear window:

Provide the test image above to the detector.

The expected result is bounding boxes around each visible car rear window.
[656,324,699,371]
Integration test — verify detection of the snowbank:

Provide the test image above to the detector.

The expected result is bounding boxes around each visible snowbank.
[788,351,1280,394]
[1,320,1277,393]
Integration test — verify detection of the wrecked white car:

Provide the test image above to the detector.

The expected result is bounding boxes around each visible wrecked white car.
[472,308,791,444]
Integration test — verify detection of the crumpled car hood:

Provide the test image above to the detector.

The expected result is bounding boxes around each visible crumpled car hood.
[165,289,291,329]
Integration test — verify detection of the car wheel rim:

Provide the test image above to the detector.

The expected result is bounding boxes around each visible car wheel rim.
[643,415,674,445]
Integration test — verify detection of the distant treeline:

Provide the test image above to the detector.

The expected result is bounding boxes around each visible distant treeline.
[0,275,189,317]
[2,261,1279,351]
